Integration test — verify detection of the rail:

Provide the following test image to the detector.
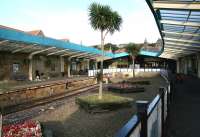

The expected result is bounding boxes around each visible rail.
[115,70,171,137]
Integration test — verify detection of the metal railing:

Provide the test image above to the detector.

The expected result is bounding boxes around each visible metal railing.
[115,71,171,137]
[0,114,2,137]
[88,68,163,77]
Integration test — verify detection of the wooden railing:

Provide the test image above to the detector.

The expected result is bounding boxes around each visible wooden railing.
[115,72,171,137]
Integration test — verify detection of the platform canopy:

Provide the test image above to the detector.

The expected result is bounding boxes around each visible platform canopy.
[146,0,200,60]
[0,26,109,60]
[0,25,161,59]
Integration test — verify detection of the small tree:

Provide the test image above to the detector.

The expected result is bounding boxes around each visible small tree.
[104,43,119,53]
[125,43,143,77]
[89,3,122,99]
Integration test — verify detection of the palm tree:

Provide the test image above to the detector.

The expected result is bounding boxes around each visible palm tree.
[89,3,122,99]
[125,43,143,77]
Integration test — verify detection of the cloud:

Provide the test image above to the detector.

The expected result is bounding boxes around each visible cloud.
[2,0,160,46]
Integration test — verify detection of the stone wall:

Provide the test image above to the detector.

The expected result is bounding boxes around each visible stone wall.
[0,52,29,81]
[32,55,62,79]
[0,78,95,108]
[0,52,69,81]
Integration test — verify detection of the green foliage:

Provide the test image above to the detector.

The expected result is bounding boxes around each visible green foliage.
[76,94,132,112]
[93,43,119,52]
[124,43,143,57]
[88,3,122,34]
[104,43,119,52]
[116,59,128,66]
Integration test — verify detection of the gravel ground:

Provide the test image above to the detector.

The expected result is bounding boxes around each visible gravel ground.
[32,73,167,137]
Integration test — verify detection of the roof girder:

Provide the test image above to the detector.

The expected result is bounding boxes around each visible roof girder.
[164,37,200,44]
[161,20,200,27]
[12,44,38,53]
[165,45,200,51]
[165,42,200,48]
[47,49,69,56]
[162,31,200,37]
[153,1,200,10]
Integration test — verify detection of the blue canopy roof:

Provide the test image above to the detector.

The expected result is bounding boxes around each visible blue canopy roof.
[0,27,161,58]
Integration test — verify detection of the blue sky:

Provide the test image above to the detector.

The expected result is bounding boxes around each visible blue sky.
[0,0,160,45]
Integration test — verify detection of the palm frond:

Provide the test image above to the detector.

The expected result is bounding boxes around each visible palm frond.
[88,2,122,34]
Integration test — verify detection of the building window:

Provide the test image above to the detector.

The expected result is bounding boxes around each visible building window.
[13,63,20,73]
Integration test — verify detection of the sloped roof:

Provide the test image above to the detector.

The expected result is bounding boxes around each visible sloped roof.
[0,25,24,32]
[27,30,45,36]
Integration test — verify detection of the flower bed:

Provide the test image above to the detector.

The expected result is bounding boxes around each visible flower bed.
[2,120,42,137]
[107,83,145,93]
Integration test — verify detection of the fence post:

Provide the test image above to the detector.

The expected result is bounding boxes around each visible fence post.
[159,87,165,137]
[136,101,149,137]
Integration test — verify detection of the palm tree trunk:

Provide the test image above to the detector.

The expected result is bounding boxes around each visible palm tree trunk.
[132,56,135,78]
[99,30,104,99]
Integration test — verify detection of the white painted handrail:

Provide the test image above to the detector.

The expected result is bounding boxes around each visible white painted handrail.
[88,68,164,77]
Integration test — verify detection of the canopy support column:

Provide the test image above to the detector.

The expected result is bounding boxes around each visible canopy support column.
[95,61,98,69]
[177,59,180,73]
[29,56,33,81]
[184,57,188,75]
[197,54,200,78]
[87,59,90,70]
[68,57,71,77]
[60,56,64,74]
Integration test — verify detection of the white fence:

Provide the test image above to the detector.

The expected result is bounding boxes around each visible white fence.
[115,70,170,137]
[88,68,162,77]
[147,95,162,137]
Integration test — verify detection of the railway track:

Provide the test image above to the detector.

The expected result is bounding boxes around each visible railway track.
[3,84,99,124]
